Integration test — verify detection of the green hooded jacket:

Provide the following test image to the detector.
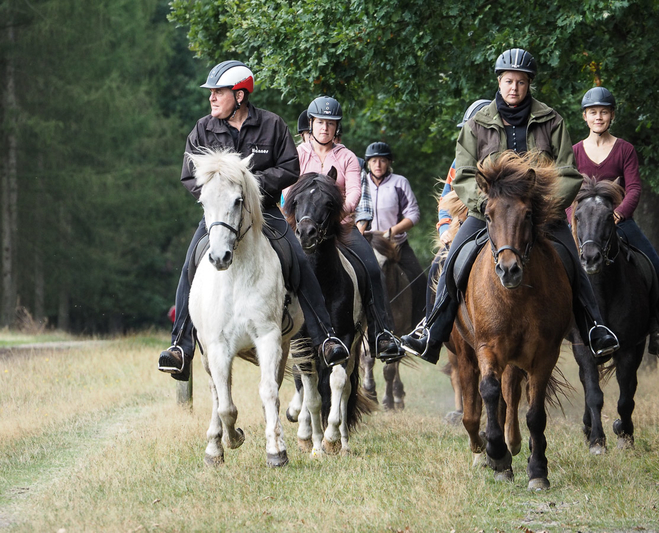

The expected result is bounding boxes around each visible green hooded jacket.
[453,98,582,220]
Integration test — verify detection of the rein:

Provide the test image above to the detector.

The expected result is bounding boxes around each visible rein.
[207,197,253,249]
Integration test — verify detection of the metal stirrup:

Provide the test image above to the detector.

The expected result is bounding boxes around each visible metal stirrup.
[587,324,620,357]
[401,318,430,358]
[321,336,350,367]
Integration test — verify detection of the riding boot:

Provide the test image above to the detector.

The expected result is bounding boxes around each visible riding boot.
[401,287,457,365]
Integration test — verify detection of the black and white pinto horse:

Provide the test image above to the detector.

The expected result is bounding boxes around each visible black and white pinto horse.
[284,169,374,456]
[570,176,656,452]
[360,231,411,411]
[188,148,304,467]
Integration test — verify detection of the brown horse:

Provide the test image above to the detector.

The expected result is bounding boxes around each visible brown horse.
[360,231,412,411]
[450,151,572,491]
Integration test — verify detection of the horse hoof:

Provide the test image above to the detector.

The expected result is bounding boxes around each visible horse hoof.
[340,445,352,456]
[286,408,299,423]
[363,384,378,403]
[528,477,550,491]
[487,449,513,472]
[297,438,313,453]
[322,438,342,455]
[224,428,245,450]
[590,443,607,455]
[394,399,405,411]
[310,447,324,459]
[382,395,394,411]
[494,468,514,483]
[204,453,225,468]
[472,452,487,468]
[617,436,634,450]
[266,450,289,467]
[444,411,463,426]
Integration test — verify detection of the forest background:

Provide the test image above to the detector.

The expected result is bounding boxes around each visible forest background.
[2,0,659,333]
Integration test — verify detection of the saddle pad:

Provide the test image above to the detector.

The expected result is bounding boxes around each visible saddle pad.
[188,227,300,293]
[625,243,658,298]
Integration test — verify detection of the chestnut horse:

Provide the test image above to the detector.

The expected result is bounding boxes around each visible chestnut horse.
[450,151,572,491]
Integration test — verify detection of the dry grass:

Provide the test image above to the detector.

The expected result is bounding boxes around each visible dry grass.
[1,335,658,532]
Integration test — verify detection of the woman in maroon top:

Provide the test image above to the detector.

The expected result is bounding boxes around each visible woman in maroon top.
[574,87,659,277]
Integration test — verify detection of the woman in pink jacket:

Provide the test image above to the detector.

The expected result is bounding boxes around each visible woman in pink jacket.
[292,96,402,361]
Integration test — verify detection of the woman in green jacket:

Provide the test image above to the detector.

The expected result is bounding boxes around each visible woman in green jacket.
[401,48,619,364]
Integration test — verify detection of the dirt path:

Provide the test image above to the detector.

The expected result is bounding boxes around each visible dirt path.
[0,340,109,360]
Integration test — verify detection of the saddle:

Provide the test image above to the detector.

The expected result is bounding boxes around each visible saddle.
[188,225,301,293]
[445,228,577,301]
[619,238,659,302]
[336,242,370,305]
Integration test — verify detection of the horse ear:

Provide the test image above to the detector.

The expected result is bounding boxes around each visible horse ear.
[526,168,536,187]
[475,171,489,194]
[327,166,338,181]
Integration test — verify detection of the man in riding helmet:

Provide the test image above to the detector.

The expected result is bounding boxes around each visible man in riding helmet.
[159,60,349,379]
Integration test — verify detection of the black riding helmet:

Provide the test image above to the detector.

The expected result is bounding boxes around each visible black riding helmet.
[581,87,616,110]
[495,48,537,80]
[365,142,393,162]
[297,109,309,134]
[307,96,343,144]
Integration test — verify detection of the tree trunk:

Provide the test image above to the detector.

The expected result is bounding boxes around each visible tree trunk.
[34,160,45,325]
[634,181,659,252]
[1,21,18,328]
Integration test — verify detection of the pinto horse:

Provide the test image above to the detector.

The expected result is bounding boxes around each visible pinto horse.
[284,169,373,456]
[187,149,304,467]
[360,231,412,411]
[451,151,572,491]
[570,177,655,452]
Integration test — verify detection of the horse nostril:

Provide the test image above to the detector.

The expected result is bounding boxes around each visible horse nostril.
[222,251,232,264]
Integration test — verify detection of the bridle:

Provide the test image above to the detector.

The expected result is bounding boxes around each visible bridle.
[296,209,333,245]
[206,196,252,250]
[577,217,618,266]
[487,218,535,266]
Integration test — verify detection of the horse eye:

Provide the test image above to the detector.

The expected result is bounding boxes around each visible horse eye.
[234,197,243,207]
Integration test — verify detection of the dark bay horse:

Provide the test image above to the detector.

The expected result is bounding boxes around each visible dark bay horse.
[451,151,572,491]
[570,177,656,452]
[360,231,412,411]
[284,169,374,455]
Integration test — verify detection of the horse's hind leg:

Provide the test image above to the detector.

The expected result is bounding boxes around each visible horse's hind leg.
[286,372,304,423]
[382,361,396,411]
[255,332,289,467]
[392,362,406,410]
[573,339,606,454]
[502,365,522,456]
[204,377,225,467]
[445,349,463,425]
[457,347,485,466]
[613,345,644,449]
[360,345,378,403]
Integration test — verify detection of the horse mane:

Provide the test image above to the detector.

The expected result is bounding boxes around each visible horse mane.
[476,150,563,233]
[365,232,400,263]
[187,148,264,232]
[284,172,349,242]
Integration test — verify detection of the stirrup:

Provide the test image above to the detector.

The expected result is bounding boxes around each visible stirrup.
[401,319,430,358]
[158,345,185,373]
[375,330,404,362]
[588,325,620,357]
[321,336,350,367]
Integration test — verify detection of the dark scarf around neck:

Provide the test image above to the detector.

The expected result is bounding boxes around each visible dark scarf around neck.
[496,91,532,127]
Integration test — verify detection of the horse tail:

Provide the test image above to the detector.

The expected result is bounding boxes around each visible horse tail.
[599,359,617,385]
[539,365,576,413]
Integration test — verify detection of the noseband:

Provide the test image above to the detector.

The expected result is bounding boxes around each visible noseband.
[296,209,333,244]
[487,219,535,266]
[207,197,252,250]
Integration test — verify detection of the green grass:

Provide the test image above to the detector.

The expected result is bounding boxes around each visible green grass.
[1,334,658,532]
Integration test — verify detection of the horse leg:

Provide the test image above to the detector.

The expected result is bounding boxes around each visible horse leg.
[286,372,304,423]
[392,362,406,411]
[525,370,552,491]
[338,362,354,454]
[254,332,288,467]
[445,349,463,425]
[502,365,522,456]
[204,376,225,467]
[299,367,324,457]
[457,348,486,467]
[480,366,513,483]
[322,365,348,455]
[382,362,396,411]
[573,340,607,454]
[207,348,245,456]
[360,345,378,404]
[612,345,644,449]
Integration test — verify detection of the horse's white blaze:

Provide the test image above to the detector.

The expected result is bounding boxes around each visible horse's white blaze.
[188,149,304,465]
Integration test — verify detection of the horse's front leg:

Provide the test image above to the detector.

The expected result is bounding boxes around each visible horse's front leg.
[299,363,324,457]
[204,376,225,467]
[255,330,288,467]
[322,364,348,455]
[572,337,606,454]
[207,345,245,456]
[479,358,513,482]
[360,345,377,403]
[525,368,552,491]
[612,344,644,449]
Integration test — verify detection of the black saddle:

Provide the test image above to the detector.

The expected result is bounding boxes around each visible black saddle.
[445,228,577,301]
[336,242,370,304]
[188,225,301,293]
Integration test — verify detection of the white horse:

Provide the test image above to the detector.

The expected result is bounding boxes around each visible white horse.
[188,148,304,468]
